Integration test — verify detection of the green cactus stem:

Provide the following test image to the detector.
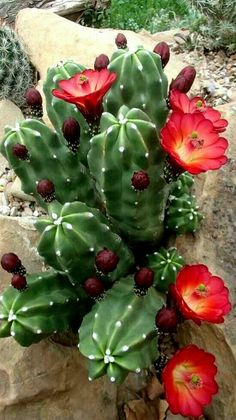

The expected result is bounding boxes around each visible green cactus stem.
[0,119,98,209]
[35,201,134,285]
[104,46,169,130]
[0,27,33,107]
[0,271,80,346]
[165,172,203,234]
[79,276,164,384]
[43,60,93,166]
[147,247,185,292]
[88,105,170,244]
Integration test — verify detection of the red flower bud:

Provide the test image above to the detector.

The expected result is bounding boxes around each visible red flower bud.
[155,306,178,332]
[12,143,29,160]
[131,171,150,190]
[94,54,110,71]
[1,253,21,273]
[11,274,27,291]
[25,88,42,107]
[37,179,55,201]
[115,33,127,49]
[84,277,104,297]
[134,267,154,289]
[62,117,80,148]
[153,42,170,68]
[170,66,196,94]
[95,249,119,274]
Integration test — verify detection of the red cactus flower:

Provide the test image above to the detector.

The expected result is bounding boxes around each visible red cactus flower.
[170,264,231,325]
[52,68,116,120]
[169,90,228,133]
[162,344,218,417]
[160,112,228,174]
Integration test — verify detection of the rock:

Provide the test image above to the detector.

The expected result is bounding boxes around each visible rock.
[15,8,200,92]
[0,215,42,290]
[0,100,24,175]
[0,337,118,420]
[9,177,36,202]
[171,102,236,420]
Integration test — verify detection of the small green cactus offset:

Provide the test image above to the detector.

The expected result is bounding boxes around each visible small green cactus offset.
[0,27,33,107]
[0,34,207,390]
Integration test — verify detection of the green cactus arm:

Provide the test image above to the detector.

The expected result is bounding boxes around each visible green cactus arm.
[147,247,185,292]
[169,172,194,198]
[0,271,80,347]
[88,106,169,244]
[104,47,169,130]
[0,119,98,209]
[43,60,92,166]
[35,201,134,285]
[79,277,164,384]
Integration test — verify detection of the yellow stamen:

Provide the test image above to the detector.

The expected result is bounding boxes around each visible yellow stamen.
[195,100,203,108]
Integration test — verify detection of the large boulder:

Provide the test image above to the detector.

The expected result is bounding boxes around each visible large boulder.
[15,8,199,91]
[173,102,236,420]
[0,337,117,420]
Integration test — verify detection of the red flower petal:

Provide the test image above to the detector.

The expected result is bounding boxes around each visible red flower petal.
[171,264,231,324]
[162,345,218,417]
[160,112,228,174]
[52,68,116,120]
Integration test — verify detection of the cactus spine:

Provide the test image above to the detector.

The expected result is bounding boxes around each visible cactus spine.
[0,27,33,107]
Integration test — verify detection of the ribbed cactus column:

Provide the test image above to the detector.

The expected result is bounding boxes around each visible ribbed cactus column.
[79,277,164,384]
[0,119,98,208]
[43,60,91,166]
[0,271,80,346]
[104,46,169,130]
[35,201,134,285]
[88,105,169,244]
[0,27,33,106]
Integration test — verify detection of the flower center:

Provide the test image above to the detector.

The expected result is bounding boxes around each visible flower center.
[189,374,202,389]
[79,75,88,84]
[195,283,208,296]
[190,132,204,149]
[195,100,203,108]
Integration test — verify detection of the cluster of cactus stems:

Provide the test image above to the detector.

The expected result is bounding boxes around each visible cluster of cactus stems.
[0,34,204,386]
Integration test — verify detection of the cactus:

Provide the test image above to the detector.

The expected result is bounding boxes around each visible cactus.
[147,247,185,292]
[88,105,169,244]
[35,201,134,285]
[0,36,207,389]
[165,173,203,234]
[0,27,33,107]
[0,119,97,209]
[104,46,169,131]
[0,271,81,346]
[79,277,164,384]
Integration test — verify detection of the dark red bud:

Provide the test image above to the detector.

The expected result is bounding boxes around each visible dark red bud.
[115,33,127,49]
[153,42,170,68]
[25,88,42,107]
[131,171,150,191]
[155,306,178,332]
[94,54,110,71]
[95,249,119,274]
[134,267,154,289]
[84,277,104,297]
[11,273,27,291]
[12,143,29,160]
[1,253,21,273]
[170,66,196,94]
[62,118,80,145]
[37,179,55,200]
